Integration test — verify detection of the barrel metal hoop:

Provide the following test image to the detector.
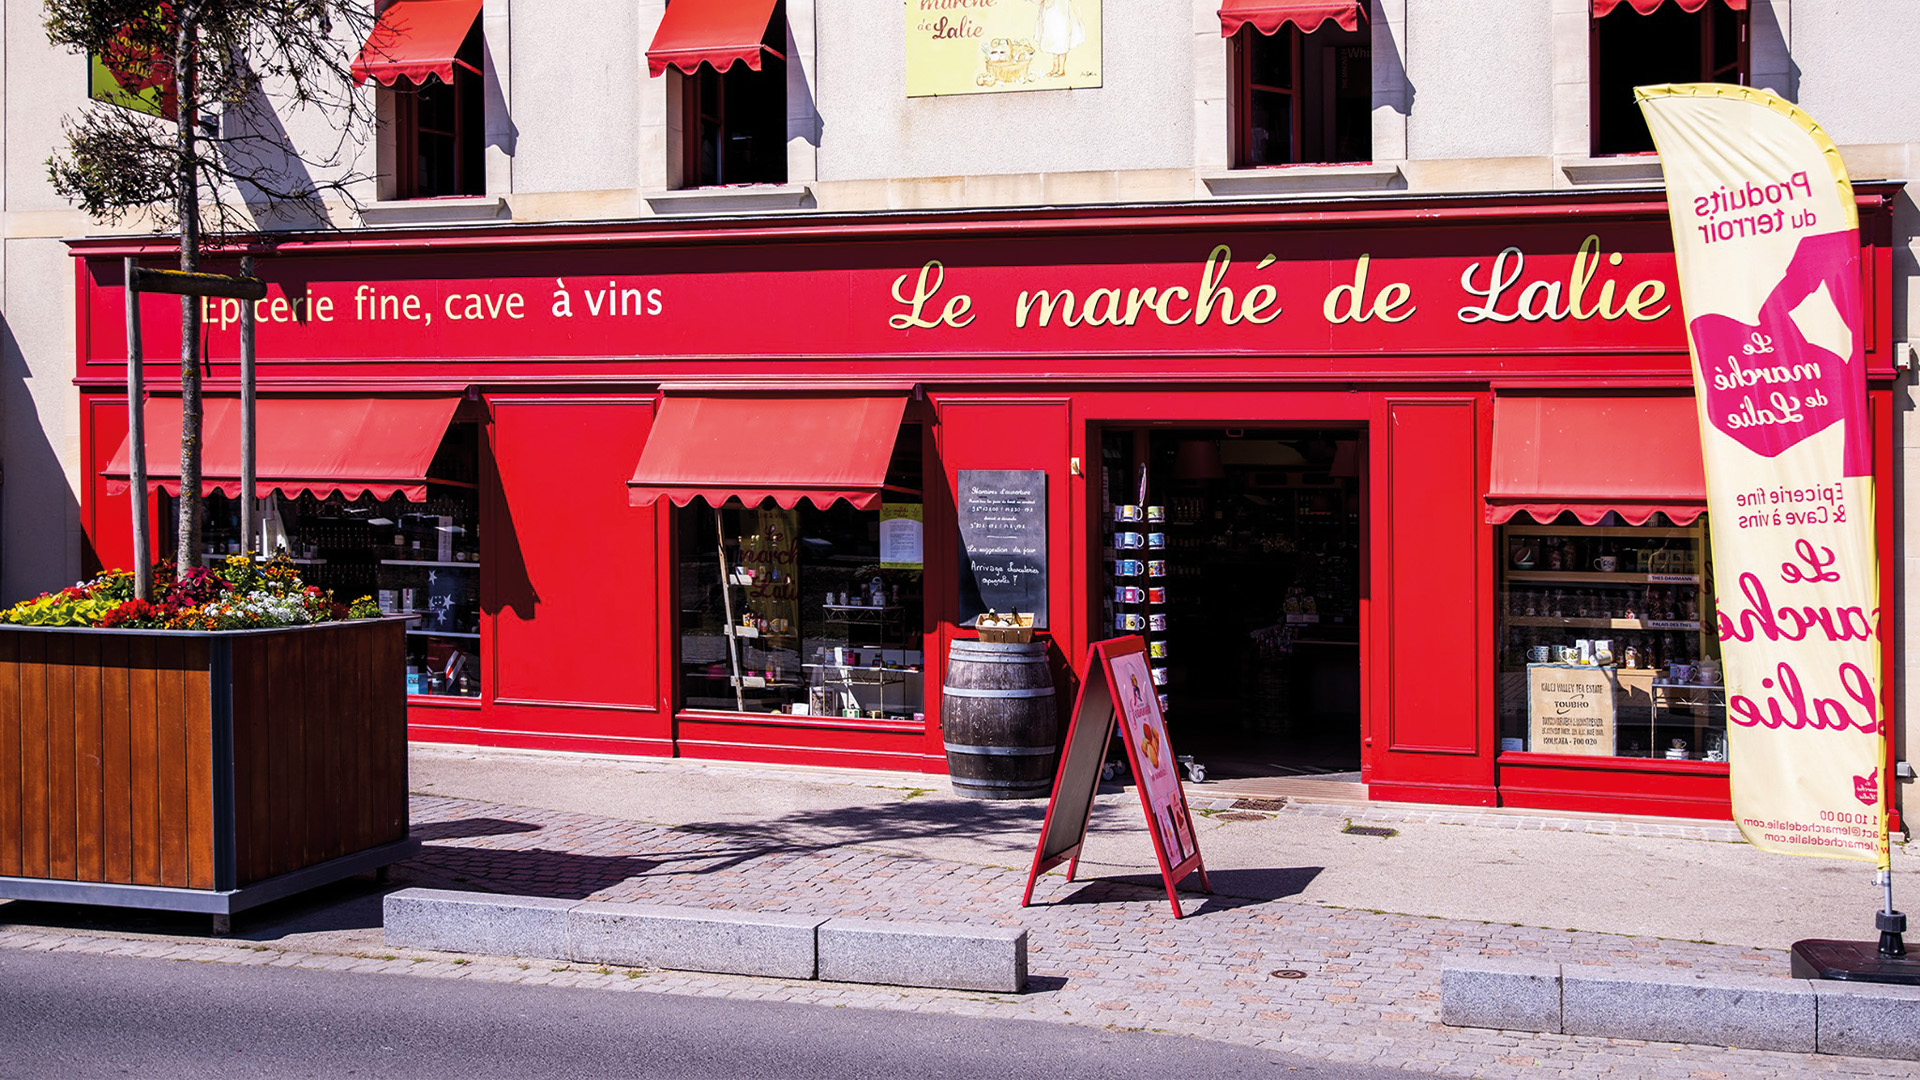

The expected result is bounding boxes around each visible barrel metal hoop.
[944,655,1051,665]
[940,686,1056,699]
[950,777,1054,791]
[943,741,1055,757]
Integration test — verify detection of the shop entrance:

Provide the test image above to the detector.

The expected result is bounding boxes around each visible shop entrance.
[1099,428,1364,784]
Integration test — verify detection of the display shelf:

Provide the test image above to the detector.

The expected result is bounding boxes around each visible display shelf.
[1506,571,1700,585]
[199,553,328,565]
[1508,616,1704,631]
[802,663,921,678]
[379,558,479,568]
[728,675,803,690]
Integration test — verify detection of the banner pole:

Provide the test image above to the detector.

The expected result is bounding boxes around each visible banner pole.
[1878,869,1906,958]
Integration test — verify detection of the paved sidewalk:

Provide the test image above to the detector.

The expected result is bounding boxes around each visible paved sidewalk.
[4,745,1917,1079]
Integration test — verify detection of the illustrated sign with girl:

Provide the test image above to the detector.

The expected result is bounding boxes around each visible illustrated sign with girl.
[905,0,1101,97]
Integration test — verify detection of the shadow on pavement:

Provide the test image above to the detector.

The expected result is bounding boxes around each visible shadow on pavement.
[671,795,1048,852]
[409,844,662,901]
[1031,865,1321,914]
[411,817,545,843]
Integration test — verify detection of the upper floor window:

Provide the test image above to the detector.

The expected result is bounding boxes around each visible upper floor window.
[1222,2,1371,168]
[1591,0,1747,156]
[646,0,788,188]
[352,0,486,199]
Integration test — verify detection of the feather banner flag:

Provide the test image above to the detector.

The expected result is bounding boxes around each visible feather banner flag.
[1637,84,1885,866]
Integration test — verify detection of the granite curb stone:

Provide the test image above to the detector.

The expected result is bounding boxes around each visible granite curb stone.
[385,887,1025,993]
[1438,958,1562,1033]
[1812,979,1920,1060]
[568,901,823,979]
[1559,964,1816,1053]
[817,917,1027,993]
[384,888,573,959]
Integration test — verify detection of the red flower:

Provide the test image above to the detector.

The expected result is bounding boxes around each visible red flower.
[97,599,162,629]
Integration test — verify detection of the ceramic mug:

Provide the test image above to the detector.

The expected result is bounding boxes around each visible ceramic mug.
[1527,645,1551,663]
[1696,659,1722,685]
[1556,645,1579,663]
[1593,555,1619,572]
[1668,661,1695,684]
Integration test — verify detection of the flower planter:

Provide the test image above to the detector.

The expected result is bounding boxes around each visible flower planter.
[0,617,417,926]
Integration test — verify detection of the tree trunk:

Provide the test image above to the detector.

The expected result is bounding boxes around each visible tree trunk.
[174,18,202,573]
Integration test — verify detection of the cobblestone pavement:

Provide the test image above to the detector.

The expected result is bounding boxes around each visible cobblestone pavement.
[7,783,1913,1079]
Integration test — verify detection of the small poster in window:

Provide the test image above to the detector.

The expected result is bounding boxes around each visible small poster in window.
[879,503,924,569]
[1526,664,1618,756]
[905,0,1102,98]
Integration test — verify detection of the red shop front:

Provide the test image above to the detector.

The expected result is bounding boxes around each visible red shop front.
[70,187,1903,822]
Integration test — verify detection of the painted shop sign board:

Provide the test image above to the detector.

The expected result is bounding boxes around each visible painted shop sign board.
[1526,663,1618,756]
[1024,636,1208,918]
[77,223,1714,371]
[957,469,1047,626]
[905,0,1101,96]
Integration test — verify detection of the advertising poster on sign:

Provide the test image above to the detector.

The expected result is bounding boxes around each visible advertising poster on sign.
[1638,85,1885,865]
[905,0,1101,97]
[1109,647,1197,865]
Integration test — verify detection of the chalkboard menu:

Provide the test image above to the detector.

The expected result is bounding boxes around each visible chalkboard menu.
[957,469,1048,627]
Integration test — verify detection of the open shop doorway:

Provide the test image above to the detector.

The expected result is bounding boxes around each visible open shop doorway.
[1099,427,1364,788]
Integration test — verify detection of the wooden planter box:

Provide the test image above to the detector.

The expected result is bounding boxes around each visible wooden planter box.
[0,618,417,924]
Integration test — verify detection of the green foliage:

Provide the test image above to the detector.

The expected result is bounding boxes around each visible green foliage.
[42,0,377,234]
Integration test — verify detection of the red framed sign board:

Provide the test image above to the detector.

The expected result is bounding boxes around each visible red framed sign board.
[1023,636,1209,917]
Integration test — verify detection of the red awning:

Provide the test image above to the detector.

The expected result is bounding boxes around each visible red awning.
[351,0,482,86]
[103,396,462,502]
[627,393,908,510]
[646,0,785,77]
[1486,395,1707,526]
[1219,0,1365,37]
[1592,0,1745,17]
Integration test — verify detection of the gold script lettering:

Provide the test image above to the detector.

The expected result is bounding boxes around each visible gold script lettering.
[889,261,975,329]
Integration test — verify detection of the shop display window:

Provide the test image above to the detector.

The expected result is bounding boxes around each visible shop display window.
[160,422,483,699]
[1497,512,1725,762]
[1231,19,1371,168]
[1591,0,1746,156]
[680,2,788,188]
[677,428,923,719]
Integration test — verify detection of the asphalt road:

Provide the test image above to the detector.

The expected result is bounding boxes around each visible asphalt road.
[0,947,1425,1080]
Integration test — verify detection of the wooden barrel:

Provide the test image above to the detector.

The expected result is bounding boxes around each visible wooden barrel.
[940,640,1059,800]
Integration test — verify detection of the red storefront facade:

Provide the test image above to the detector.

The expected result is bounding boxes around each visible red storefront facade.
[70,187,1904,822]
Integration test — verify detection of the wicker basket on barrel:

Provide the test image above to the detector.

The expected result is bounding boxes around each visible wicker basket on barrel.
[939,639,1059,800]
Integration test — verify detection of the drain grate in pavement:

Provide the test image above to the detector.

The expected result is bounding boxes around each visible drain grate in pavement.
[1211,811,1271,822]
[1231,798,1286,811]
[1270,969,1308,979]
[1341,822,1398,838]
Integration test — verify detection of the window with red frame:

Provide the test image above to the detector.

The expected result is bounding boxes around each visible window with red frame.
[1591,0,1747,156]
[1232,21,1370,168]
[679,4,787,188]
[391,22,484,198]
